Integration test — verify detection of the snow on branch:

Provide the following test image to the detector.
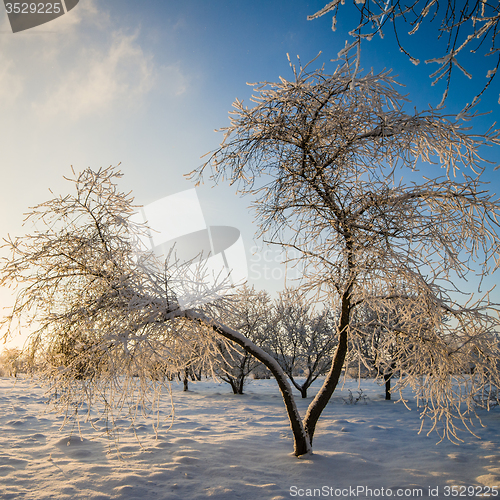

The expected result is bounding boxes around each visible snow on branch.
[308,0,500,109]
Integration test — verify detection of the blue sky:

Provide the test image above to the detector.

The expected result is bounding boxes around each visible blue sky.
[1,0,499,347]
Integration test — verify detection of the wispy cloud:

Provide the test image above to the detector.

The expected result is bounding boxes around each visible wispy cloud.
[34,31,155,119]
[0,1,188,121]
[0,55,24,105]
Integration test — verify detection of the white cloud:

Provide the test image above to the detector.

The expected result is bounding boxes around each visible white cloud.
[0,56,23,105]
[0,15,24,106]
[0,1,189,121]
[34,31,156,120]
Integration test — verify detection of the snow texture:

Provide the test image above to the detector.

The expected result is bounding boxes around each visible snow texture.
[0,376,499,499]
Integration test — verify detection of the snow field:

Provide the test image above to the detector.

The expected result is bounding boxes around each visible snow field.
[0,377,499,499]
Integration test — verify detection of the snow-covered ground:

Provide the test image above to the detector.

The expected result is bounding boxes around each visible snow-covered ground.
[0,376,499,499]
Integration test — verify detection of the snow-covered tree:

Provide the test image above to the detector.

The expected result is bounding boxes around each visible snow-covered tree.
[215,285,273,394]
[4,50,500,453]
[308,0,500,108]
[0,348,28,377]
[0,167,312,456]
[268,288,336,398]
[191,57,500,445]
[349,298,407,400]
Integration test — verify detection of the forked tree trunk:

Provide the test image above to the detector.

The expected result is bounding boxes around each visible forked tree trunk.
[303,290,351,446]
[227,378,243,395]
[303,329,348,444]
[182,303,356,456]
[183,306,353,456]
[184,310,312,456]
[289,376,309,399]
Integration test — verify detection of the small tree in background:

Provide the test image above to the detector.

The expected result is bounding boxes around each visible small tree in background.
[0,348,28,377]
[349,298,407,401]
[268,288,337,398]
[215,286,273,394]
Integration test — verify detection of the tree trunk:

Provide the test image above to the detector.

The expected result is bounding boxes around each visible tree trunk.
[228,379,239,394]
[384,373,391,401]
[183,368,189,392]
[237,376,244,395]
[303,330,348,443]
[303,291,351,445]
[289,375,308,399]
[183,309,312,456]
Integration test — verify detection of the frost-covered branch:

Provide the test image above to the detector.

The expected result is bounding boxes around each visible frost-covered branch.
[308,0,500,108]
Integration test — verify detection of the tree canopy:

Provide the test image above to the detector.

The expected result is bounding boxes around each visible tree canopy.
[192,56,500,442]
